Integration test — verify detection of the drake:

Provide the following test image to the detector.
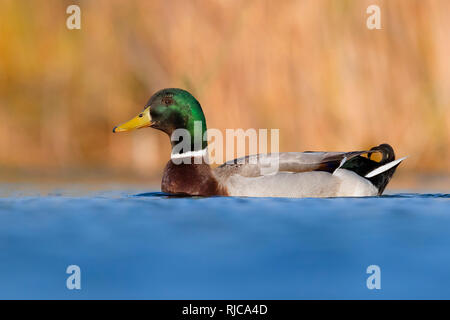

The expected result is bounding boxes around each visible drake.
[113,88,406,197]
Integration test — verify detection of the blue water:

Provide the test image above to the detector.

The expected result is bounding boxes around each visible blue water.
[0,186,449,299]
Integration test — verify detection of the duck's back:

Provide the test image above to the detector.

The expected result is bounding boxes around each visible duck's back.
[213,144,404,198]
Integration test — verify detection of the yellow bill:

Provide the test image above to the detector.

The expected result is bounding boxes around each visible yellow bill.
[113,107,152,133]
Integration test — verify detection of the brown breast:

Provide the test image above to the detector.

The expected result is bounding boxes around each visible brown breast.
[161,159,228,197]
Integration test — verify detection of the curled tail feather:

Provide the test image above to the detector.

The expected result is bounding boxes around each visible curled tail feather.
[366,143,405,195]
[342,143,405,195]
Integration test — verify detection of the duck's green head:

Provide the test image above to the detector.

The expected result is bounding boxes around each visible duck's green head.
[113,88,207,150]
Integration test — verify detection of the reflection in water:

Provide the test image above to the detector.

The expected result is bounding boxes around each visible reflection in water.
[133,192,450,199]
[133,192,170,198]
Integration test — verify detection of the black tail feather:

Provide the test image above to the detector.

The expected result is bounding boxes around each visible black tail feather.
[368,143,395,163]
[342,143,399,195]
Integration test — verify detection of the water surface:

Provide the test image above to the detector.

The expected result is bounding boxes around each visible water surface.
[0,184,449,299]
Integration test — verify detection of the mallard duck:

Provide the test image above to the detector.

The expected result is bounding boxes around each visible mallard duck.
[113,88,406,197]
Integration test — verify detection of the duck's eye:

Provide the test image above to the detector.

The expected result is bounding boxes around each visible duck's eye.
[162,97,173,105]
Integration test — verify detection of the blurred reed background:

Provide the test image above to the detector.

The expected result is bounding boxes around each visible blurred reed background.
[0,0,449,188]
